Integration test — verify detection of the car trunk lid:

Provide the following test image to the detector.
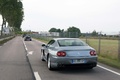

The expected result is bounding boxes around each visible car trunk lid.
[57,46,94,57]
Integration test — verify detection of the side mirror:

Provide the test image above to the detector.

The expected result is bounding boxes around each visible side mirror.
[42,44,46,47]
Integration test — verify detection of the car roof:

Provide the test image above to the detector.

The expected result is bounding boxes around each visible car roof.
[53,38,80,41]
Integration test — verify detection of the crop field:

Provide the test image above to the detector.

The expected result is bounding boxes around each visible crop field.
[81,38,119,60]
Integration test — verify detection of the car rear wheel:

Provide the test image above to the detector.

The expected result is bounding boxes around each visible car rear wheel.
[87,66,94,69]
[47,56,54,70]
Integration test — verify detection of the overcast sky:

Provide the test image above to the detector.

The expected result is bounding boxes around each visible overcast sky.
[1,0,120,34]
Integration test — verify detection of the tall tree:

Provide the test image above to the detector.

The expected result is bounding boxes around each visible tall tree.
[91,30,98,36]
[49,28,64,33]
[49,28,57,32]
[0,0,24,35]
[67,26,81,38]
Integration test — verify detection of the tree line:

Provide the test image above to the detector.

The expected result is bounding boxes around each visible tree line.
[49,26,102,38]
[0,0,24,35]
[49,26,81,38]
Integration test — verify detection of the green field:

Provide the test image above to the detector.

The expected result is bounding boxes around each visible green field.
[81,38,119,60]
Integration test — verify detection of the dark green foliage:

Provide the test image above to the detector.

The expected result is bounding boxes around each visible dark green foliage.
[49,28,64,33]
[91,30,98,36]
[0,0,24,35]
[49,28,57,32]
[67,26,81,38]
[49,26,81,38]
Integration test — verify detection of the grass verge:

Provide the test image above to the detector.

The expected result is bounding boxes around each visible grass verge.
[98,56,120,69]
[0,36,15,45]
[35,38,49,43]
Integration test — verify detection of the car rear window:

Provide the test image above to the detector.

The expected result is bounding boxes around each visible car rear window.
[58,39,88,46]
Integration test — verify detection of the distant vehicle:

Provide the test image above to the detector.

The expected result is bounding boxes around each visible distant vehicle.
[41,38,97,70]
[22,34,26,38]
[24,35,32,41]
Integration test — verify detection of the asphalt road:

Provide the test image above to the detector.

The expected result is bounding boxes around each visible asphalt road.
[1,36,120,80]
[0,36,33,80]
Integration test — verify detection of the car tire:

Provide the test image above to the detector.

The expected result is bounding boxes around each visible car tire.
[47,56,54,70]
[87,66,94,69]
[41,52,45,61]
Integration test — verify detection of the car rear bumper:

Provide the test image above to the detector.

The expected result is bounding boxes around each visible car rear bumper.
[50,56,97,68]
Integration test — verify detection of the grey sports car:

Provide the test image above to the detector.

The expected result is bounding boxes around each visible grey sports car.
[41,38,97,70]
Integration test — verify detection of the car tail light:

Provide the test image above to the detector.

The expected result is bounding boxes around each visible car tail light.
[57,51,66,57]
[90,50,96,56]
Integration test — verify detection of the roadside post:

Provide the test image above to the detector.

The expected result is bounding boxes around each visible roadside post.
[98,32,101,55]
[85,32,88,44]
[118,32,120,60]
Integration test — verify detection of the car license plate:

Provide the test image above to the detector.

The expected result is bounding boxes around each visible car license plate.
[72,59,85,64]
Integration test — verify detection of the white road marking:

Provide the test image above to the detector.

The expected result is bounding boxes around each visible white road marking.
[22,40,28,51]
[22,39,42,80]
[24,43,28,51]
[97,65,120,76]
[27,51,33,56]
[34,72,41,80]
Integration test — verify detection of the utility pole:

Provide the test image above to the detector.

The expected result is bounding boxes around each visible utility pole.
[86,32,88,43]
[98,32,101,55]
[118,32,120,60]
